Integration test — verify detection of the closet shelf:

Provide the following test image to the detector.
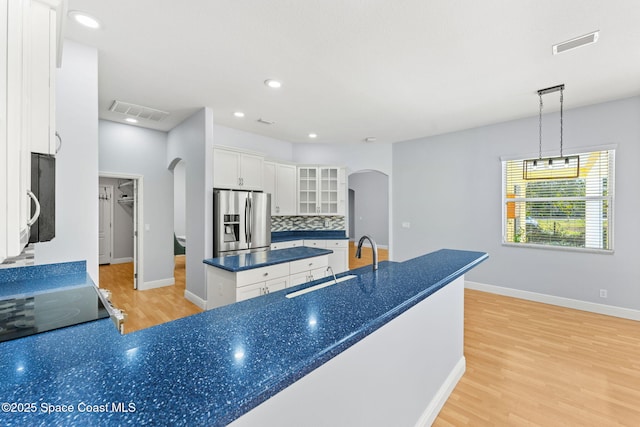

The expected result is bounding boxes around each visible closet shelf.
[118,198,134,204]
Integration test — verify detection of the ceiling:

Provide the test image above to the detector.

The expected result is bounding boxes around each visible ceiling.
[64,0,640,145]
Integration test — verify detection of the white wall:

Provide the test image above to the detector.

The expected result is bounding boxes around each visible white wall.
[292,143,392,176]
[173,160,186,238]
[392,96,640,311]
[99,120,175,286]
[35,41,99,281]
[348,171,389,246]
[213,124,294,161]
[167,108,214,304]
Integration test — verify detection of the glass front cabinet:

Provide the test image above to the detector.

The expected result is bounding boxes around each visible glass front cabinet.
[297,166,345,215]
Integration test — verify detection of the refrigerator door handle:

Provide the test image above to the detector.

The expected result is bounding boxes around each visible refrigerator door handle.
[246,197,252,244]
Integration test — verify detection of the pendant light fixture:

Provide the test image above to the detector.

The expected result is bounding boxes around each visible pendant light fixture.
[523,84,580,180]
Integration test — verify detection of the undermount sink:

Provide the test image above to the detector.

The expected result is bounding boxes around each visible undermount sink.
[286,275,358,299]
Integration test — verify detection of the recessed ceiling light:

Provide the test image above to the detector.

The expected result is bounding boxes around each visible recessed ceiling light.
[68,10,101,29]
[125,118,138,124]
[553,30,599,55]
[308,133,317,139]
[264,79,282,89]
[234,111,245,118]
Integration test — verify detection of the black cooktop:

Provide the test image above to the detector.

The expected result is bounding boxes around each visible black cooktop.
[0,284,110,343]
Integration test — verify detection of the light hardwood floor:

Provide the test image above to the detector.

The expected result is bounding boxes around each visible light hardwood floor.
[98,256,202,333]
[348,241,389,269]
[435,289,640,426]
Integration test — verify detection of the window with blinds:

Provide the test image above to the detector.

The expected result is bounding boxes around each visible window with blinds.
[502,149,614,251]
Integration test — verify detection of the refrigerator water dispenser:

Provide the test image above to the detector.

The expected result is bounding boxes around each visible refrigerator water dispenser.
[223,214,240,242]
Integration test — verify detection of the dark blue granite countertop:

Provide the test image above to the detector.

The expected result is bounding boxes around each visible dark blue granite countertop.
[203,246,333,272]
[0,249,487,426]
[0,261,90,298]
[271,230,349,242]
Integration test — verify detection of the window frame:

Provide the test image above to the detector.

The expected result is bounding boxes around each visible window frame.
[501,146,615,254]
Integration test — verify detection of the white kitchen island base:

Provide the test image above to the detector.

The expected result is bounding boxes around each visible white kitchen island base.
[230,275,465,427]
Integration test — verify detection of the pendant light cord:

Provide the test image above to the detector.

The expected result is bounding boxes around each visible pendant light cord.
[538,94,543,160]
[560,88,564,158]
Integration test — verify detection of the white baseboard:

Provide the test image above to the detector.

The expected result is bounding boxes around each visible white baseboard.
[465,281,640,321]
[111,257,133,264]
[185,289,207,310]
[138,277,174,291]
[415,356,466,427]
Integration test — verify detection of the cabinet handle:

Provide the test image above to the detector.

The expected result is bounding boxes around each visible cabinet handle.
[27,190,41,227]
[55,131,62,154]
[308,262,313,266]
[263,272,269,277]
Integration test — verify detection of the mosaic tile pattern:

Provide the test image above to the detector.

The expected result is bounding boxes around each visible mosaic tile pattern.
[0,244,35,269]
[271,215,345,232]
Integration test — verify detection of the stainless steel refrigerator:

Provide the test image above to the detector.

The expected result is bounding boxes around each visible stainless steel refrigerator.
[213,189,271,257]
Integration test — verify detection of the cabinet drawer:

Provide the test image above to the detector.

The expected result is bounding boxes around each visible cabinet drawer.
[271,240,303,250]
[290,255,328,275]
[236,263,290,287]
[326,239,348,248]
[304,240,326,248]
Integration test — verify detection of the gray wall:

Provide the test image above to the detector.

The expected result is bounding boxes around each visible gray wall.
[35,41,99,282]
[173,160,186,239]
[167,108,214,302]
[99,120,175,285]
[392,96,640,311]
[99,177,134,261]
[349,171,389,246]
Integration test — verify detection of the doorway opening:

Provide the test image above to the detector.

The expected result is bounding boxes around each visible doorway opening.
[170,158,187,292]
[98,173,143,289]
[348,170,390,269]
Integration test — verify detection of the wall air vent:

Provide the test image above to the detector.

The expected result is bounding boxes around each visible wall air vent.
[257,118,275,125]
[553,30,599,55]
[108,100,170,122]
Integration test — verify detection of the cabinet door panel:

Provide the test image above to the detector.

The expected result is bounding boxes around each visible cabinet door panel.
[276,164,297,215]
[29,0,56,155]
[289,271,311,287]
[213,149,241,189]
[240,153,263,190]
[266,276,288,293]
[236,282,265,302]
[263,162,277,214]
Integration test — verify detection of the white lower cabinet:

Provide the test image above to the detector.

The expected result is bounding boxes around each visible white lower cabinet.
[289,255,329,287]
[236,276,289,302]
[206,254,330,309]
[270,240,303,250]
[303,240,349,274]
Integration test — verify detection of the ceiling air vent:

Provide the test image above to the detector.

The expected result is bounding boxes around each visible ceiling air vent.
[257,118,275,125]
[108,100,170,122]
[553,30,599,55]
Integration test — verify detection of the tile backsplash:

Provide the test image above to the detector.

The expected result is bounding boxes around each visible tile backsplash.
[0,244,35,269]
[272,216,345,232]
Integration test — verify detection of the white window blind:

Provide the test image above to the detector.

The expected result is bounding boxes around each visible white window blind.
[502,149,614,251]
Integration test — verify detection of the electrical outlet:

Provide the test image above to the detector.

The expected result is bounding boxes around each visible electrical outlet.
[402,222,411,229]
[599,289,608,298]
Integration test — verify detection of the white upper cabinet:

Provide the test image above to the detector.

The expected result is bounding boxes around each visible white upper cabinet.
[297,166,346,215]
[213,147,264,191]
[27,0,59,155]
[1,0,60,262]
[264,161,296,216]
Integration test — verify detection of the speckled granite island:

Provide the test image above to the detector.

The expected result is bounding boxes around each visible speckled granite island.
[0,249,487,427]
